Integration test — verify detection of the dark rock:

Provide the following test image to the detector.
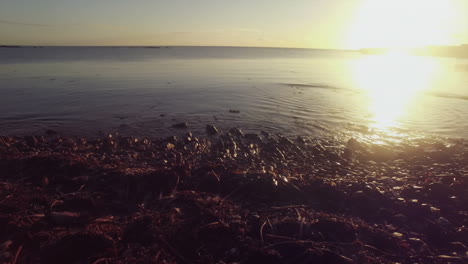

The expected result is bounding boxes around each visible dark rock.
[346,138,362,149]
[296,136,306,145]
[370,145,396,161]
[260,131,272,139]
[172,122,188,129]
[45,129,58,135]
[278,136,294,147]
[245,133,261,141]
[428,150,452,162]
[425,221,451,246]
[24,136,38,147]
[454,227,468,244]
[407,237,430,253]
[167,135,178,143]
[229,127,244,138]
[62,138,77,148]
[390,214,407,225]
[428,183,453,200]
[229,109,240,113]
[206,125,219,135]
[401,186,425,200]
[102,138,116,151]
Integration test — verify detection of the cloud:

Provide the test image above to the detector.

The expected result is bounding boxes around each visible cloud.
[0,19,49,27]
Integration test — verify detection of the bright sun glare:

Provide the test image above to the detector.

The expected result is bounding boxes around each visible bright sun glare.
[347,0,457,49]
[351,52,438,131]
[347,0,452,132]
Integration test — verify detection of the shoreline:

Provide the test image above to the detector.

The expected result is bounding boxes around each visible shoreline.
[0,130,467,263]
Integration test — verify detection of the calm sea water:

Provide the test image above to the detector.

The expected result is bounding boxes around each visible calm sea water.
[0,46,467,141]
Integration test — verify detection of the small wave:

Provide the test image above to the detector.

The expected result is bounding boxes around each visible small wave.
[281,82,346,91]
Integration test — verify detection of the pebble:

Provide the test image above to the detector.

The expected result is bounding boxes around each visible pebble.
[166,143,175,150]
[437,255,462,261]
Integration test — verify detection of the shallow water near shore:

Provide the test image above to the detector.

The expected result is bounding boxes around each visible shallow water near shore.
[0,46,467,142]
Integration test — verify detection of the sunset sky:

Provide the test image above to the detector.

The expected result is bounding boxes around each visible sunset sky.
[1,0,467,49]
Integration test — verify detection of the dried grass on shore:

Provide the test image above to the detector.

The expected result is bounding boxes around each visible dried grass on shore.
[0,131,467,263]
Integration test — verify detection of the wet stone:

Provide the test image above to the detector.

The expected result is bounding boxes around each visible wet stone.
[428,183,453,200]
[296,136,306,145]
[229,127,244,137]
[172,122,188,129]
[45,129,58,135]
[346,138,362,150]
[245,133,260,141]
[278,136,294,147]
[206,124,219,135]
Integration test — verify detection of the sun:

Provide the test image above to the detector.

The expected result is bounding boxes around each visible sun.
[346,0,458,49]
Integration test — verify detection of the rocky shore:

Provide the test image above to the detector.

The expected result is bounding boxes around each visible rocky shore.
[0,129,467,263]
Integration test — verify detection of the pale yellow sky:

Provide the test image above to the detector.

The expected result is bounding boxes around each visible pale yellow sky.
[1,0,467,49]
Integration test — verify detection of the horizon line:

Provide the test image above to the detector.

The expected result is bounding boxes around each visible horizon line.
[0,44,356,51]
[1,44,467,51]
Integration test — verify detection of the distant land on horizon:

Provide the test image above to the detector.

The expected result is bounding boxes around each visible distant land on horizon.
[0,45,345,50]
[359,44,468,58]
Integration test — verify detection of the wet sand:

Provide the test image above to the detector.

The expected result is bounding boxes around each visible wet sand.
[0,129,467,263]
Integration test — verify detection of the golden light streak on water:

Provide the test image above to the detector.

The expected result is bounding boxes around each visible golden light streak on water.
[351,52,438,133]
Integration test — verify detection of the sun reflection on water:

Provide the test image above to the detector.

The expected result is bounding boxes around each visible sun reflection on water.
[351,52,437,133]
